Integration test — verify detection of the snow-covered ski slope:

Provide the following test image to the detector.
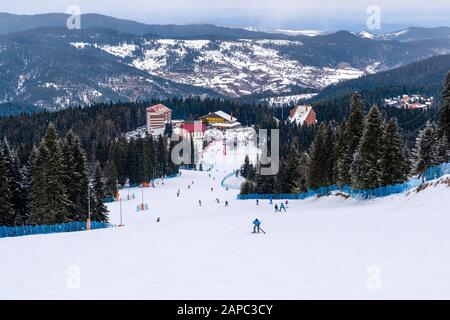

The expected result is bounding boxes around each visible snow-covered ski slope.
[1,128,450,299]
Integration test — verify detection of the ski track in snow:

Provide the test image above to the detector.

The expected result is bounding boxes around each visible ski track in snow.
[1,129,450,299]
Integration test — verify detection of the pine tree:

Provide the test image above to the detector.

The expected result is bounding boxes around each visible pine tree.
[103,159,118,198]
[275,159,290,193]
[333,121,347,186]
[0,141,13,226]
[379,119,409,186]
[438,72,450,151]
[240,180,256,195]
[29,124,70,224]
[241,155,251,178]
[90,162,109,222]
[434,135,449,164]
[351,106,384,189]
[337,94,365,186]
[297,152,309,193]
[323,124,336,186]
[413,121,438,180]
[308,123,332,189]
[1,139,28,225]
[255,165,275,194]
[62,131,89,221]
[156,136,167,177]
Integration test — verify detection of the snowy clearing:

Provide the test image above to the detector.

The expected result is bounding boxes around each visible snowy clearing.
[1,130,449,299]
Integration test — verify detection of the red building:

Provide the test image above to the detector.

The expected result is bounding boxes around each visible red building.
[146,103,172,136]
[288,105,317,127]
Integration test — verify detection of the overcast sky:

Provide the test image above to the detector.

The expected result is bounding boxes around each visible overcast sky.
[1,0,450,25]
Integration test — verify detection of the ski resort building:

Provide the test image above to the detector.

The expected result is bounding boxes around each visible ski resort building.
[146,104,172,136]
[288,105,317,127]
[199,111,241,129]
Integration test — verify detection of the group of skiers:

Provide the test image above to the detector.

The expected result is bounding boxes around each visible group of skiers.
[252,200,289,234]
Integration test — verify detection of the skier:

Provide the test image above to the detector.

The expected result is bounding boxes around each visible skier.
[270,197,273,205]
[211,187,214,192]
[256,199,259,206]
[274,204,279,212]
[199,200,202,206]
[252,219,261,234]
[188,185,191,189]
[157,217,160,223]
[280,203,286,212]
[216,198,220,204]
[225,201,229,207]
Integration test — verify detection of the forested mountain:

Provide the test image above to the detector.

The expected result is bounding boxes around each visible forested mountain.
[311,54,450,106]
[1,25,450,114]
[380,27,450,42]
[0,12,289,38]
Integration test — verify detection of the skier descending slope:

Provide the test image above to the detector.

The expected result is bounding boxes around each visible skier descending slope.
[252,219,265,234]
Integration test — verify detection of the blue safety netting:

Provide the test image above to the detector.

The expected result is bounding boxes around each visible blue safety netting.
[0,221,113,239]
[237,162,450,200]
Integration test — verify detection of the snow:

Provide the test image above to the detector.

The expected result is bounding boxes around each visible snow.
[276,29,323,37]
[1,128,449,299]
[262,93,318,106]
[99,43,137,58]
[359,31,376,39]
[102,39,366,97]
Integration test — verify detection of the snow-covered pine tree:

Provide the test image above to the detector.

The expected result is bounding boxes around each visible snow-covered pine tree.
[434,135,449,164]
[379,119,410,186]
[351,106,384,189]
[0,140,13,226]
[62,131,89,221]
[337,94,365,187]
[2,139,29,225]
[413,121,438,180]
[16,147,36,225]
[438,72,450,151]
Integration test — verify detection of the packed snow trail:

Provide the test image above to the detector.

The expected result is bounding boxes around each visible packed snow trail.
[1,129,450,299]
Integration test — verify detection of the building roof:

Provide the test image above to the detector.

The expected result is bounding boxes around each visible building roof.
[210,122,241,129]
[289,105,312,119]
[147,103,171,114]
[181,122,207,133]
[200,110,237,123]
[288,105,315,125]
